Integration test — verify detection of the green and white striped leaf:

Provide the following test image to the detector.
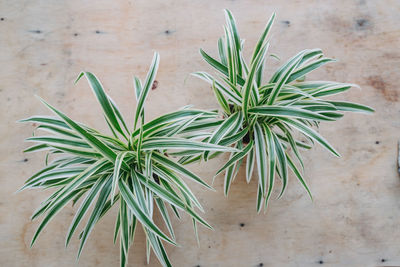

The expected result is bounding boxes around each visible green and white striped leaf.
[76,72,128,139]
[134,52,160,130]
[248,106,334,121]
[253,122,267,196]
[263,125,276,208]
[281,118,340,157]
[246,146,255,183]
[118,179,176,245]
[142,137,238,152]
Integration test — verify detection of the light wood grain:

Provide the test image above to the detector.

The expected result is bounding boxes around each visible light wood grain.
[1,0,400,266]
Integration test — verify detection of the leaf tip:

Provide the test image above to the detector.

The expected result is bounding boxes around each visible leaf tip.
[74,72,85,84]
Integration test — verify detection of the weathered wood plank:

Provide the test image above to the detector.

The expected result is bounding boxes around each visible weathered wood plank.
[1,0,400,266]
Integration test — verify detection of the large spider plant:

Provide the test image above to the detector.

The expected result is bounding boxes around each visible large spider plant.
[192,10,374,212]
[20,53,236,267]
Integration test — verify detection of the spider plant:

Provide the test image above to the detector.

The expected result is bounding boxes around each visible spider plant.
[191,10,374,212]
[19,52,237,267]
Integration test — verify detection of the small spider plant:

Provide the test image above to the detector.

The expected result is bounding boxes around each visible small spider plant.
[20,53,236,267]
[192,10,374,212]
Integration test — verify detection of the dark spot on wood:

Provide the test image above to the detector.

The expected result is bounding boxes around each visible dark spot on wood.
[194,265,200,267]
[0,18,4,21]
[355,18,370,30]
[319,260,324,264]
[40,63,47,66]
[259,263,264,267]
[375,141,380,144]
[95,30,105,34]
[153,174,160,184]
[73,33,79,36]
[208,245,211,248]
[23,158,28,162]
[329,250,332,253]
[152,80,159,90]
[239,223,245,227]
[381,258,386,262]
[29,30,42,34]
[356,19,367,26]
[281,20,290,26]
[367,75,398,102]
[165,30,170,34]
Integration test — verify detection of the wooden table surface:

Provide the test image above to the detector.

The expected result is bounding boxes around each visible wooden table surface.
[1,0,400,266]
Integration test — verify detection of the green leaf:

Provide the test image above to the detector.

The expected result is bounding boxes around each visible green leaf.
[246,146,255,183]
[212,80,230,114]
[111,151,129,204]
[118,179,176,245]
[133,76,142,101]
[250,12,275,64]
[136,121,144,168]
[281,117,340,157]
[270,49,323,83]
[224,25,238,85]
[76,72,128,139]
[36,124,79,138]
[26,136,91,148]
[253,122,267,196]
[219,141,253,195]
[134,52,160,130]
[263,125,276,208]
[204,112,242,160]
[218,37,227,66]
[286,58,335,83]
[286,153,312,200]
[256,184,263,213]
[249,105,334,121]
[31,188,81,247]
[132,108,217,138]
[192,72,242,105]
[119,198,129,266]
[153,165,204,211]
[109,98,130,136]
[326,101,374,113]
[77,177,112,258]
[223,152,238,196]
[142,137,238,152]
[216,140,254,176]
[37,97,119,164]
[267,51,305,105]
[135,172,212,229]
[277,123,304,169]
[30,159,110,247]
[23,143,49,153]
[272,132,288,199]
[19,116,69,129]
[224,9,242,75]
[242,42,269,119]
[199,49,246,86]
[219,127,249,147]
[152,153,212,190]
[155,198,175,240]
